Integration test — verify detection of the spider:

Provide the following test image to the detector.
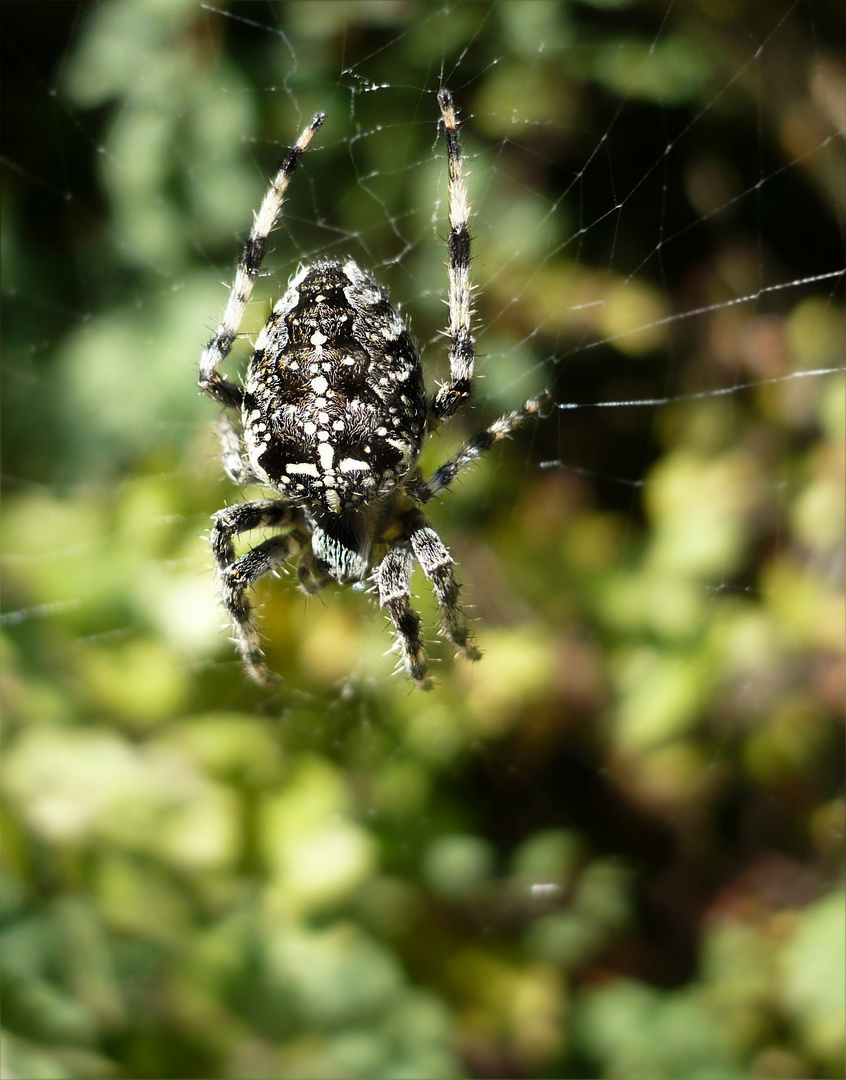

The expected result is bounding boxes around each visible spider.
[199,90,550,687]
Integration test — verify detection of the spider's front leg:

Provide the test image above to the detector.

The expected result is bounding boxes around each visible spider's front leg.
[198,112,325,409]
[431,88,476,428]
[210,499,302,685]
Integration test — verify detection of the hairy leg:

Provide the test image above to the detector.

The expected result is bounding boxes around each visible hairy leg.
[374,545,430,688]
[405,510,480,659]
[431,89,476,427]
[198,113,325,408]
[210,499,299,683]
[412,391,552,503]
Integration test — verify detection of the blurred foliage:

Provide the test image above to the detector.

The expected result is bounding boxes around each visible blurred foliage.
[2,1,844,1078]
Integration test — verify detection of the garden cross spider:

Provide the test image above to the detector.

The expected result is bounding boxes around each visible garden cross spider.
[199,89,550,687]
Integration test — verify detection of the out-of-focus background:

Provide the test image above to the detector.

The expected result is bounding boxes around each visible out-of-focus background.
[2,2,844,1077]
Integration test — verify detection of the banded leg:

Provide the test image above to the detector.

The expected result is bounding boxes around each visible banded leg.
[411,391,552,504]
[217,414,261,485]
[406,511,480,660]
[220,535,303,685]
[432,89,476,426]
[210,500,299,683]
[374,546,430,688]
[198,112,326,408]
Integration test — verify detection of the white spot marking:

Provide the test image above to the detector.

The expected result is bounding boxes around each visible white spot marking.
[286,462,319,477]
[318,443,334,471]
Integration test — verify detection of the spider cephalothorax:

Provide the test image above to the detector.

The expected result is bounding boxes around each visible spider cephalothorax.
[199,91,549,687]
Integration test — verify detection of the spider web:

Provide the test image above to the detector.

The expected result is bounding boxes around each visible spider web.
[4,1,843,690]
[2,2,844,1077]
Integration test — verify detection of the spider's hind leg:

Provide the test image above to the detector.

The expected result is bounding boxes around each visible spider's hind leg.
[406,510,480,662]
[210,499,301,685]
[374,546,431,689]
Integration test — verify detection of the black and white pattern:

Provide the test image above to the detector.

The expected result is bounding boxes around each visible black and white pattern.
[200,90,550,687]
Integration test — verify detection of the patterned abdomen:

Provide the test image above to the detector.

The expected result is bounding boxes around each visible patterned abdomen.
[243,259,427,514]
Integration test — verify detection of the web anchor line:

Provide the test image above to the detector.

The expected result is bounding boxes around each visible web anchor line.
[555,365,846,413]
[566,268,846,357]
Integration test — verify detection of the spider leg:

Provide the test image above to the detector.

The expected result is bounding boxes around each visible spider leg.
[198,112,326,409]
[296,547,331,596]
[216,414,262,485]
[431,89,476,428]
[374,546,431,689]
[210,499,301,684]
[405,510,480,660]
[411,391,552,504]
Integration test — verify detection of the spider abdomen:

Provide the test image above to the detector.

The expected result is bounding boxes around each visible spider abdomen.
[243,259,427,515]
